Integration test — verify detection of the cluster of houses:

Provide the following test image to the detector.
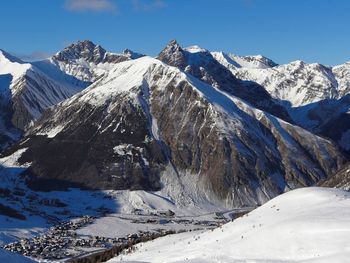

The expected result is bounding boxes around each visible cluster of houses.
[2,214,185,261]
[2,210,231,261]
[3,216,98,260]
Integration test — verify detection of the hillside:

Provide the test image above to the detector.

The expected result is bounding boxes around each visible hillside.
[109,187,350,263]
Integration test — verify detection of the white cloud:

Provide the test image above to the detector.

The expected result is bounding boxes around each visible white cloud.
[14,51,52,61]
[64,0,118,13]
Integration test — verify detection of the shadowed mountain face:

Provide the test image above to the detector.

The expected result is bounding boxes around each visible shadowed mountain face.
[213,51,350,153]
[48,40,145,83]
[157,40,292,123]
[0,49,84,150]
[0,40,349,208]
[0,41,143,150]
[320,162,350,190]
[2,56,345,208]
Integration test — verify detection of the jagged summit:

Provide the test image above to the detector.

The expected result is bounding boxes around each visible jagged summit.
[157,40,292,122]
[166,39,181,48]
[53,40,107,64]
[44,40,144,83]
[157,39,187,69]
[122,49,145,59]
[5,55,344,208]
[52,40,145,65]
[0,40,350,208]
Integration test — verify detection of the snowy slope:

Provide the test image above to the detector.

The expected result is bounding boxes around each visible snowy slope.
[6,56,343,209]
[109,187,350,263]
[213,50,350,151]
[0,41,142,150]
[212,51,278,70]
[35,40,144,84]
[0,147,228,262]
[0,40,143,136]
[213,52,338,107]
[0,49,84,130]
[158,41,292,122]
[0,50,31,85]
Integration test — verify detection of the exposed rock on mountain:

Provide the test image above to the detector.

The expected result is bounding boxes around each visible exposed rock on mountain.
[0,41,143,150]
[1,40,350,208]
[320,162,350,190]
[157,40,292,122]
[213,51,350,152]
[38,40,144,83]
[5,57,345,207]
[0,49,83,149]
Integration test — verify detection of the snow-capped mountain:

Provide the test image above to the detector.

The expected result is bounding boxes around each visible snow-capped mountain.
[34,40,144,84]
[1,39,350,207]
[212,51,278,70]
[213,51,350,151]
[109,187,350,263]
[0,49,84,149]
[0,41,143,150]
[157,40,292,122]
[1,39,350,262]
[4,56,344,208]
[213,54,339,106]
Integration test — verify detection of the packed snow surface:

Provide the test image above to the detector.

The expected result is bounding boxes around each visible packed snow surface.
[109,187,350,263]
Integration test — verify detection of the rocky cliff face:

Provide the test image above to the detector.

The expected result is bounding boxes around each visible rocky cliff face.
[157,40,292,123]
[320,162,350,190]
[48,40,144,83]
[4,57,345,207]
[1,40,350,208]
[213,50,350,152]
[0,41,143,150]
[0,49,85,150]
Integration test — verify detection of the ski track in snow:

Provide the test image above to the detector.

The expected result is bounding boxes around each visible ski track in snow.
[109,187,350,263]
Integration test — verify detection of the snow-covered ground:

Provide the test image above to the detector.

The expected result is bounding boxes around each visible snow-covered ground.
[0,149,231,261]
[109,187,350,263]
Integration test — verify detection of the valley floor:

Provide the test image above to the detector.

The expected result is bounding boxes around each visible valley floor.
[108,187,350,263]
[1,152,349,263]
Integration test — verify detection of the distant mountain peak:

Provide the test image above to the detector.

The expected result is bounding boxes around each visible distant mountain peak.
[53,40,108,64]
[158,39,187,69]
[122,49,145,59]
[162,39,184,54]
[243,54,278,68]
[167,39,181,47]
[213,52,278,69]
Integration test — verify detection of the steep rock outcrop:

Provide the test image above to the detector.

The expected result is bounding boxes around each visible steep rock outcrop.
[4,57,344,207]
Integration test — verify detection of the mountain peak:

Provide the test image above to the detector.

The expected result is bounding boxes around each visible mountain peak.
[53,40,107,64]
[157,40,187,68]
[168,39,180,47]
[163,39,183,52]
[122,49,145,59]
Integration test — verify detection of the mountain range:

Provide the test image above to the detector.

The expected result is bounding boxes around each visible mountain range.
[0,40,349,208]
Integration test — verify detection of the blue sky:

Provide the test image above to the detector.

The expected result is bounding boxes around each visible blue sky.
[1,0,349,65]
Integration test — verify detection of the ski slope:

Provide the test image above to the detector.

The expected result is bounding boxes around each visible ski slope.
[109,187,350,263]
